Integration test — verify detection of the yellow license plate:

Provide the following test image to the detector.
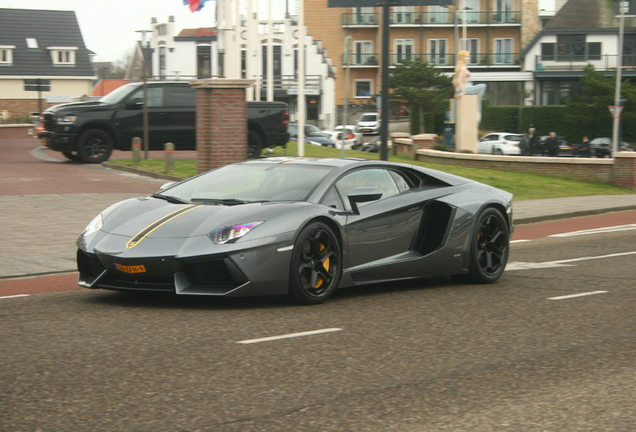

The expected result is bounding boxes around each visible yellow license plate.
[114,263,147,274]
[41,139,48,146]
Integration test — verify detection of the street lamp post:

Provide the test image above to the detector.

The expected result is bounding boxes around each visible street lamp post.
[136,30,152,160]
[611,1,626,154]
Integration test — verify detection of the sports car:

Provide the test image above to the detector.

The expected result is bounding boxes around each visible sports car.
[77,158,514,305]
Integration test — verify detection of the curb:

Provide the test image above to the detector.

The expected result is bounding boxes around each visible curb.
[101,162,185,182]
[513,205,636,225]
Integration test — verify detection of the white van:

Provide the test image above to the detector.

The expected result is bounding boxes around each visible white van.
[356,112,381,135]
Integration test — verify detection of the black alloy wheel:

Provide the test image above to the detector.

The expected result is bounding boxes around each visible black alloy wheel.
[289,222,342,305]
[77,129,113,163]
[466,207,509,284]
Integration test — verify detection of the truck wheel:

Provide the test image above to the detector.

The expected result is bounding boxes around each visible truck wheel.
[248,131,263,159]
[77,129,113,163]
[62,151,81,162]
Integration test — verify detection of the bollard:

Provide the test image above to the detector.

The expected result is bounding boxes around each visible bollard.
[132,137,141,164]
[165,142,175,172]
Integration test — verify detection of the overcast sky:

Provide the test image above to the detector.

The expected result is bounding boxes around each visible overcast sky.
[0,0,293,62]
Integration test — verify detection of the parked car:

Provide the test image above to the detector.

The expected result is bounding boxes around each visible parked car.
[334,125,364,149]
[538,135,569,157]
[356,112,381,135]
[587,137,633,158]
[288,123,336,148]
[77,157,513,305]
[37,81,290,163]
[477,133,523,155]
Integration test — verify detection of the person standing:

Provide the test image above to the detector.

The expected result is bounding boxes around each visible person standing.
[519,133,530,156]
[543,131,560,157]
[578,136,591,157]
[528,128,538,155]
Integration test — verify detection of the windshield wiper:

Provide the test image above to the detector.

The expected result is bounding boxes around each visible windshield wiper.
[151,193,190,204]
[191,198,269,206]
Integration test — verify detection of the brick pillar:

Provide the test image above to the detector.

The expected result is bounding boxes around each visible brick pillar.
[412,134,438,158]
[613,152,636,190]
[191,79,254,173]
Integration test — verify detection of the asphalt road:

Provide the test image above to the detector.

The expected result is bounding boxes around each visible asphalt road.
[2,228,635,431]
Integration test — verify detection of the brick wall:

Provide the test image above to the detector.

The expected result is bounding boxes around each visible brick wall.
[0,100,56,118]
[414,149,636,190]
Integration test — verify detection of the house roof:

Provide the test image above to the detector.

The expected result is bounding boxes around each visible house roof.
[544,0,636,30]
[175,27,217,42]
[0,8,95,78]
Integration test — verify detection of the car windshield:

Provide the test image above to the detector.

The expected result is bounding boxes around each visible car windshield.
[359,114,377,122]
[156,162,337,203]
[99,84,137,104]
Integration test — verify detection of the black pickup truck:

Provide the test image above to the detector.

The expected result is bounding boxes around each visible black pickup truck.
[37,81,289,163]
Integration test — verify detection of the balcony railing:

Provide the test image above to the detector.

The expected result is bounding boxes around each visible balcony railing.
[342,11,521,26]
[258,75,322,93]
[386,52,520,67]
[343,53,380,66]
[535,54,636,71]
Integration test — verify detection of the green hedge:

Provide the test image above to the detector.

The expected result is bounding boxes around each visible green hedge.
[481,105,573,139]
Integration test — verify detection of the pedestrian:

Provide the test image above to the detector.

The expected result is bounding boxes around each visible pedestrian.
[543,131,560,157]
[528,127,538,155]
[519,133,530,156]
[578,136,591,157]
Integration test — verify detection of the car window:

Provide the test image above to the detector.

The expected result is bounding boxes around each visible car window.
[480,135,494,142]
[335,168,400,209]
[129,87,164,108]
[359,114,378,122]
[166,86,195,107]
[504,134,522,141]
[321,187,345,210]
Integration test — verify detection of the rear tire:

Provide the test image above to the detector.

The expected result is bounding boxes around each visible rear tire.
[76,129,113,163]
[464,207,509,284]
[288,222,342,305]
[248,131,263,159]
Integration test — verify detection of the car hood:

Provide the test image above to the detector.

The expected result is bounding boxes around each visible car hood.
[100,197,304,240]
[43,100,110,115]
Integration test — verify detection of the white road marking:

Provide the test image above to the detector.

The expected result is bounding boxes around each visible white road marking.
[549,291,608,300]
[0,294,30,300]
[236,328,342,345]
[549,224,636,238]
[506,250,636,271]
[510,239,532,244]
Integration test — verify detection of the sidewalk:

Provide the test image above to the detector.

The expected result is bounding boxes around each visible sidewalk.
[2,186,636,280]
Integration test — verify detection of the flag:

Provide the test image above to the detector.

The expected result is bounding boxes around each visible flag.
[183,0,208,12]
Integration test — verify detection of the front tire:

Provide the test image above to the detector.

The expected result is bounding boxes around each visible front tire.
[62,151,81,161]
[288,222,342,305]
[76,129,113,163]
[465,207,509,284]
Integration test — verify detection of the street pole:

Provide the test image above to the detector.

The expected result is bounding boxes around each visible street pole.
[612,2,626,154]
[342,36,351,158]
[380,2,390,161]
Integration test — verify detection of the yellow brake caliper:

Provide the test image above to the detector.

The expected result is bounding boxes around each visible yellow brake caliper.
[315,243,330,289]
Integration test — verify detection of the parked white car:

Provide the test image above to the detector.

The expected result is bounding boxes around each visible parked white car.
[477,132,523,155]
[356,112,381,135]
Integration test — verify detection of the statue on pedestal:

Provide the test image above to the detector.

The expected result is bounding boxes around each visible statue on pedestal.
[452,50,487,124]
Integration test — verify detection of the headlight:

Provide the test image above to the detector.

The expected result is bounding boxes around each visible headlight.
[208,221,263,244]
[56,115,77,124]
[82,214,103,237]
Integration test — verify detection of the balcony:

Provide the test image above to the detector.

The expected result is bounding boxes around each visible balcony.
[341,11,521,26]
[258,75,322,95]
[535,54,636,72]
[388,52,521,68]
[342,53,380,67]
[341,13,379,26]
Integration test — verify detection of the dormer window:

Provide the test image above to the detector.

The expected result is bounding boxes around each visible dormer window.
[26,38,38,49]
[48,47,78,65]
[0,45,15,64]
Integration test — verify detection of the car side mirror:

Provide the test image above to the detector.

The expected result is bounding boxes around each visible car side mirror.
[347,187,383,215]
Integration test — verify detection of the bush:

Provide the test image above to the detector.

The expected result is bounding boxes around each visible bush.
[432,144,455,152]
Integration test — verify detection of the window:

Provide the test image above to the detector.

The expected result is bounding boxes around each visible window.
[394,39,414,64]
[166,86,195,107]
[262,45,282,78]
[334,169,401,210]
[0,46,14,64]
[26,38,38,49]
[354,7,375,25]
[197,45,212,78]
[393,6,414,23]
[494,0,513,22]
[129,87,165,107]
[354,40,374,65]
[461,0,480,23]
[429,39,447,65]
[541,42,555,61]
[156,24,167,36]
[556,35,585,59]
[460,38,479,63]
[159,46,166,79]
[428,6,448,23]
[354,80,372,98]
[24,79,50,92]
[49,47,77,65]
[494,38,513,64]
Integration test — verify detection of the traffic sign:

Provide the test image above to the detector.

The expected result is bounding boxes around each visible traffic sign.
[608,104,625,119]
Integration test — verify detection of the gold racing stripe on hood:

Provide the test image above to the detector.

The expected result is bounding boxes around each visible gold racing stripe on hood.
[126,204,203,249]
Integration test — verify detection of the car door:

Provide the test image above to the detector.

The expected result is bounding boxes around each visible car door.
[163,85,196,150]
[478,134,496,153]
[334,168,424,272]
